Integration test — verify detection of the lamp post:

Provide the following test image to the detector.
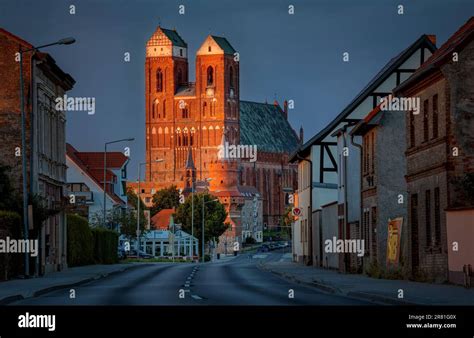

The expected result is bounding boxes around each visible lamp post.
[103,138,134,227]
[136,159,163,256]
[19,37,75,277]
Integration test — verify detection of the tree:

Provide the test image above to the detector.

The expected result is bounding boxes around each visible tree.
[151,185,180,216]
[174,193,228,254]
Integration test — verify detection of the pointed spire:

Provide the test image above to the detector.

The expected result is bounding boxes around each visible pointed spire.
[185,146,195,169]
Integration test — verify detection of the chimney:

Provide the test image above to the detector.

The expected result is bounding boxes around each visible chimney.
[299,126,304,145]
[283,100,288,120]
[427,34,436,46]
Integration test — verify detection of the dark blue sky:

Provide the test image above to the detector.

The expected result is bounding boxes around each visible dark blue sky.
[1,0,472,179]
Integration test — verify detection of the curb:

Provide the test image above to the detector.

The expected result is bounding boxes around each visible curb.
[258,263,426,305]
[346,291,421,305]
[258,263,339,294]
[0,263,148,305]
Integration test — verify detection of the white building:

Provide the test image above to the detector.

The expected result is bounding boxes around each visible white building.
[66,143,129,227]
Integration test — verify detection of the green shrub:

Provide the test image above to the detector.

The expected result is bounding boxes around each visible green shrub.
[244,236,256,245]
[67,214,93,267]
[91,228,119,264]
[0,211,21,280]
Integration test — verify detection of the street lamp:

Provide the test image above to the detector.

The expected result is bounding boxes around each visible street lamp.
[103,138,134,227]
[18,37,75,277]
[136,159,163,256]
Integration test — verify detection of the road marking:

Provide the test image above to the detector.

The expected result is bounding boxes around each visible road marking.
[252,254,268,259]
[191,295,202,300]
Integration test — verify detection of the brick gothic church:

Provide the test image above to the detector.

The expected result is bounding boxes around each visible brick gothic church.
[130,26,300,252]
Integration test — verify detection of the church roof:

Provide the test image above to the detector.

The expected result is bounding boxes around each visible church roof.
[239,101,299,154]
[160,27,187,47]
[211,36,236,55]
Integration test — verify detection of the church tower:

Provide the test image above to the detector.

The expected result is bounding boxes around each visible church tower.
[195,35,240,180]
[145,27,188,182]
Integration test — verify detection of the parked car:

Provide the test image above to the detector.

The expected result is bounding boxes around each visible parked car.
[258,244,270,252]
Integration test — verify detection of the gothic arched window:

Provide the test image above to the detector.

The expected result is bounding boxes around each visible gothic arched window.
[203,102,207,117]
[207,66,214,86]
[162,99,166,119]
[229,66,234,89]
[156,69,163,92]
[177,68,183,85]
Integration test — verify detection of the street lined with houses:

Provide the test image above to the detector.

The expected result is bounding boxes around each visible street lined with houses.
[8,251,371,306]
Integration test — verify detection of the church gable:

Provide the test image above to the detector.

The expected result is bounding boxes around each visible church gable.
[196,35,235,56]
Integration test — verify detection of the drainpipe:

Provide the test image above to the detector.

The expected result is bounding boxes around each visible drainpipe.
[350,133,363,273]
[342,127,349,273]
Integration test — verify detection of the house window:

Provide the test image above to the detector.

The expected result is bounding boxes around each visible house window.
[208,46,211,52]
[432,94,438,139]
[410,112,415,147]
[156,69,163,92]
[434,187,441,246]
[371,206,377,259]
[370,132,375,174]
[425,189,431,247]
[423,99,429,142]
[207,66,214,86]
[411,194,419,267]
[179,48,183,57]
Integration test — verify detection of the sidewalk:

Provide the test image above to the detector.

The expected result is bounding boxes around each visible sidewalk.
[259,261,474,305]
[0,263,148,305]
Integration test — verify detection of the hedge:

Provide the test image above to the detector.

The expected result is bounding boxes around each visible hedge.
[67,214,94,267]
[0,210,22,280]
[91,228,119,264]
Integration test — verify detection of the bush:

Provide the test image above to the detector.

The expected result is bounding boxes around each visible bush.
[91,228,119,264]
[244,236,256,245]
[67,214,93,267]
[0,211,21,280]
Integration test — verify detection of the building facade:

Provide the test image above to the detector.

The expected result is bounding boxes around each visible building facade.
[0,29,75,275]
[394,18,474,282]
[66,143,129,227]
[290,34,437,269]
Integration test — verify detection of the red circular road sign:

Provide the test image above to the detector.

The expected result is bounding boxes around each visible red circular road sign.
[292,207,302,217]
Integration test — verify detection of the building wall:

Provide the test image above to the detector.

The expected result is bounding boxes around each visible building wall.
[405,77,449,282]
[376,110,408,270]
[66,157,120,224]
[446,208,474,286]
[321,202,338,269]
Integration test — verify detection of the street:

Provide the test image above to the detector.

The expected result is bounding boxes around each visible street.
[10,250,370,306]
